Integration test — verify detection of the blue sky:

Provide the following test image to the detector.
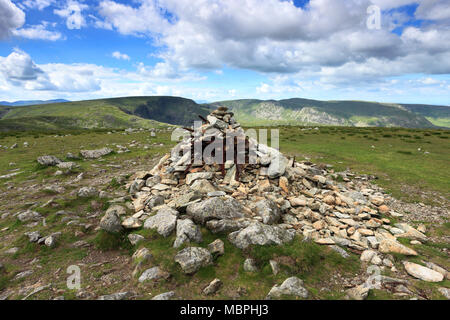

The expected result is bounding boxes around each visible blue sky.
[0,0,449,105]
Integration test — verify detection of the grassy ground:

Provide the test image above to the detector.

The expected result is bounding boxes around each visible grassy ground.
[0,126,448,300]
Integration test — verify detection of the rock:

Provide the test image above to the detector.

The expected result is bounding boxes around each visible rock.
[254,199,281,225]
[267,277,309,299]
[106,205,127,216]
[152,291,175,300]
[206,218,251,234]
[17,210,41,222]
[289,198,307,207]
[314,238,335,245]
[347,284,370,300]
[394,223,427,241]
[129,179,145,194]
[370,196,384,206]
[186,197,244,224]
[80,148,113,159]
[138,267,170,283]
[171,191,202,211]
[267,155,287,179]
[57,162,78,170]
[207,191,226,197]
[173,219,202,248]
[5,247,19,255]
[424,262,449,280]
[403,261,444,282]
[147,194,165,210]
[25,231,41,242]
[360,250,377,262]
[77,187,98,198]
[208,239,224,257]
[417,224,427,233]
[174,247,213,274]
[128,234,144,246]
[378,239,418,256]
[438,287,450,299]
[190,179,217,194]
[186,172,214,185]
[144,207,178,237]
[270,260,280,275]
[37,155,61,166]
[203,278,223,295]
[146,175,162,188]
[44,235,57,248]
[99,209,123,233]
[98,292,132,300]
[330,245,350,258]
[244,258,258,272]
[228,222,295,249]
[279,176,289,193]
[14,270,33,280]
[122,217,142,229]
[132,248,153,263]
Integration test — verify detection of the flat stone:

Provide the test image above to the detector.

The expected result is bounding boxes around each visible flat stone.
[80,148,113,159]
[152,291,175,300]
[228,222,295,249]
[138,267,170,283]
[173,218,202,248]
[186,197,244,225]
[378,239,417,256]
[267,277,309,299]
[144,207,178,237]
[174,247,213,274]
[403,261,444,282]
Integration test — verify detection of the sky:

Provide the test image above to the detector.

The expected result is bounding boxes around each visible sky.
[0,0,449,105]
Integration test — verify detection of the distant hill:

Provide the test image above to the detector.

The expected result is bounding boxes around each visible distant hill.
[207,98,450,128]
[0,99,70,107]
[0,96,210,132]
[0,96,448,132]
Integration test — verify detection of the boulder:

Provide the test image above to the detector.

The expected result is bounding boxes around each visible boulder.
[190,179,217,194]
[378,239,417,256]
[17,210,41,222]
[138,267,170,283]
[80,148,113,159]
[186,197,244,224]
[144,207,178,237]
[37,155,61,166]
[174,247,213,274]
[206,218,252,234]
[173,218,202,248]
[207,239,224,257]
[100,210,123,233]
[254,199,281,225]
[128,234,144,246]
[267,155,287,179]
[243,258,258,272]
[203,279,222,295]
[152,291,175,300]
[267,277,309,299]
[228,222,295,249]
[347,284,370,300]
[77,187,98,198]
[403,261,444,282]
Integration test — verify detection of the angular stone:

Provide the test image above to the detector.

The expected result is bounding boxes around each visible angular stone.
[37,155,61,166]
[186,197,244,225]
[173,218,202,248]
[203,278,222,295]
[144,207,178,237]
[244,258,258,272]
[174,247,213,274]
[186,172,214,185]
[378,239,417,256]
[100,209,123,233]
[190,179,217,194]
[228,222,295,249]
[80,148,113,159]
[77,187,98,198]
[267,277,309,299]
[138,267,170,283]
[208,239,224,257]
[128,234,144,246]
[152,291,175,300]
[206,218,251,234]
[122,217,142,229]
[347,284,370,300]
[254,199,281,225]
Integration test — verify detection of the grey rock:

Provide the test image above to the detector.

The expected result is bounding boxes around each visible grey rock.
[267,155,287,179]
[438,287,450,299]
[144,207,178,237]
[330,245,350,258]
[186,197,244,224]
[174,247,213,274]
[270,260,280,275]
[207,191,226,197]
[14,270,33,280]
[206,218,252,234]
[254,199,281,225]
[228,222,295,249]
[57,162,78,170]
[171,191,202,212]
[99,209,123,233]
[190,179,217,194]
[122,217,142,229]
[186,172,214,185]
[77,187,98,198]
[129,179,145,194]
[146,175,162,188]
[128,234,145,246]
[80,147,113,159]
[25,231,41,242]
[267,277,309,299]
[98,292,132,300]
[106,205,127,216]
[208,239,224,257]
[146,194,165,209]
[17,210,41,222]
[203,278,222,295]
[244,258,258,272]
[138,267,170,283]
[152,291,175,300]
[44,235,57,248]
[37,155,61,166]
[173,218,202,248]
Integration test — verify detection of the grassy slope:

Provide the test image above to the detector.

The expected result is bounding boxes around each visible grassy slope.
[210,98,447,128]
[0,96,210,132]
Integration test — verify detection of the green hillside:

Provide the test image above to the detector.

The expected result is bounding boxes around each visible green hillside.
[0,96,210,132]
[208,98,449,128]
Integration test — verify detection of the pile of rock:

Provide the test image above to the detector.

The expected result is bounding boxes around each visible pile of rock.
[99,106,447,298]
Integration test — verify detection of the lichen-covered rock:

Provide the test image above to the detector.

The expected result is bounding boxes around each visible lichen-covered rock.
[100,210,123,233]
[266,277,309,299]
[80,147,113,159]
[173,218,202,248]
[186,197,244,224]
[144,207,178,237]
[228,222,295,249]
[205,218,251,234]
[152,291,175,300]
[254,199,281,225]
[77,187,98,198]
[138,267,170,283]
[37,155,61,166]
[403,261,444,282]
[174,247,213,274]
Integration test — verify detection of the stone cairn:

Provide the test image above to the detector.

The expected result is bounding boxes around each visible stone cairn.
[100,106,441,298]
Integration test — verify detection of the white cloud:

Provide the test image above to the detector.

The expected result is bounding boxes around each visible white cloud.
[0,0,25,39]
[13,22,64,41]
[21,0,55,10]
[112,51,130,60]
[0,49,45,81]
[54,0,88,30]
